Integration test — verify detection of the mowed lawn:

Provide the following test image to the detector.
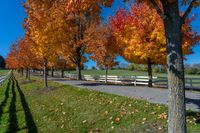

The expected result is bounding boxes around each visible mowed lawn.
[67,69,200,78]
[0,73,200,132]
[0,69,9,75]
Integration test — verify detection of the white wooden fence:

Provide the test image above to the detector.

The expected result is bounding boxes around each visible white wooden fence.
[65,73,200,89]
[0,75,8,85]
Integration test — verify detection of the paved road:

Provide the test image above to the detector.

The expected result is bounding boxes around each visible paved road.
[47,77,200,111]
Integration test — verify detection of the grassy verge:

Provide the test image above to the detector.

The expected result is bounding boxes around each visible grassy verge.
[0,69,9,75]
[0,73,199,132]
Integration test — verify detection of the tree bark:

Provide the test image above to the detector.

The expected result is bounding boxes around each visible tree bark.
[47,68,49,76]
[28,68,31,81]
[26,68,29,80]
[76,61,82,80]
[44,59,48,88]
[105,66,108,84]
[162,3,186,132]
[20,68,24,77]
[61,69,64,78]
[17,69,20,74]
[51,67,54,77]
[147,58,153,87]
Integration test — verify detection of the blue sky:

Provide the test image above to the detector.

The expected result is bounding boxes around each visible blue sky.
[0,1,200,68]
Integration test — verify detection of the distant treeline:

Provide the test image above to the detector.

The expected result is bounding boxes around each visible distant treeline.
[0,55,5,69]
[126,63,200,75]
[90,63,200,75]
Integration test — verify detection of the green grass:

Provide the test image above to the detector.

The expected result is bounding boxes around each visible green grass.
[0,69,9,75]
[66,69,200,78]
[0,73,200,132]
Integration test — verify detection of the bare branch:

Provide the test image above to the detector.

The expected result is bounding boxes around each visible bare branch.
[182,0,197,23]
[149,0,167,20]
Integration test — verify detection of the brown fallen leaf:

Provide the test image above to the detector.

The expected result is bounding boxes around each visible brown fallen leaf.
[115,117,120,123]
[158,112,167,119]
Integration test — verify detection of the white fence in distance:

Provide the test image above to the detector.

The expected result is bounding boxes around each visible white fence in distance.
[65,74,200,89]
[0,75,8,85]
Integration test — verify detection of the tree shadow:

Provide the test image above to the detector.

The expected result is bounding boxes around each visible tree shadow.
[186,97,200,124]
[14,76,38,133]
[186,97,200,111]
[0,79,11,124]
[186,111,200,123]
[7,76,19,133]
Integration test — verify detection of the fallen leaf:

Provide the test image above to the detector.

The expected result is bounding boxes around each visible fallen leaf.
[115,117,120,122]
[158,112,167,119]
[142,118,147,121]
[82,120,87,124]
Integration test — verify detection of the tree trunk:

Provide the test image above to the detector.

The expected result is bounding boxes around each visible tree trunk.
[76,62,82,80]
[105,66,108,84]
[147,58,153,87]
[61,69,64,78]
[47,68,49,76]
[44,59,48,88]
[28,68,31,81]
[26,68,29,80]
[21,68,24,77]
[163,4,186,132]
[51,67,54,77]
[17,69,20,74]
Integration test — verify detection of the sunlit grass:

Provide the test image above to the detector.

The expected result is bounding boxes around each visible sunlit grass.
[0,73,199,132]
[0,69,9,75]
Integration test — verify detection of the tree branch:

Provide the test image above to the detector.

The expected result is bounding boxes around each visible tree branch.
[149,0,167,20]
[182,0,197,23]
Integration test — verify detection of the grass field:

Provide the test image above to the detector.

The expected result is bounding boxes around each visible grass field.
[0,69,9,75]
[0,72,200,132]
[66,69,200,78]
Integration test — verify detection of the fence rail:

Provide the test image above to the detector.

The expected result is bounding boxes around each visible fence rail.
[65,73,200,89]
[0,75,8,85]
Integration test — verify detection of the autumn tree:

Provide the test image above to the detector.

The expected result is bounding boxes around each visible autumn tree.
[17,37,40,81]
[50,0,115,80]
[23,0,60,87]
[6,44,20,71]
[110,2,199,87]
[122,0,200,132]
[88,24,118,83]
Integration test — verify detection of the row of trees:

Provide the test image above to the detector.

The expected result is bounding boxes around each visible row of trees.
[5,0,200,132]
[6,0,117,86]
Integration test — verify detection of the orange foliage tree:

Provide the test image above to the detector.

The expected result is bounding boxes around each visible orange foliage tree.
[88,24,118,83]
[6,43,20,70]
[110,2,199,87]
[23,0,60,87]
[50,0,115,80]
[18,37,41,81]
[118,0,200,131]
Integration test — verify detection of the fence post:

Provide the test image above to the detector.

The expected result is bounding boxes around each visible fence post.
[134,76,136,86]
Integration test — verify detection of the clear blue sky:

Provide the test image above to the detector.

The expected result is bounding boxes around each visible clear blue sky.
[0,1,200,68]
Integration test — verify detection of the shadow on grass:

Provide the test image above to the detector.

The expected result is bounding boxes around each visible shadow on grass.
[0,79,11,124]
[14,76,38,133]
[187,111,200,123]
[7,76,18,133]
[186,96,200,124]
[186,97,200,111]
